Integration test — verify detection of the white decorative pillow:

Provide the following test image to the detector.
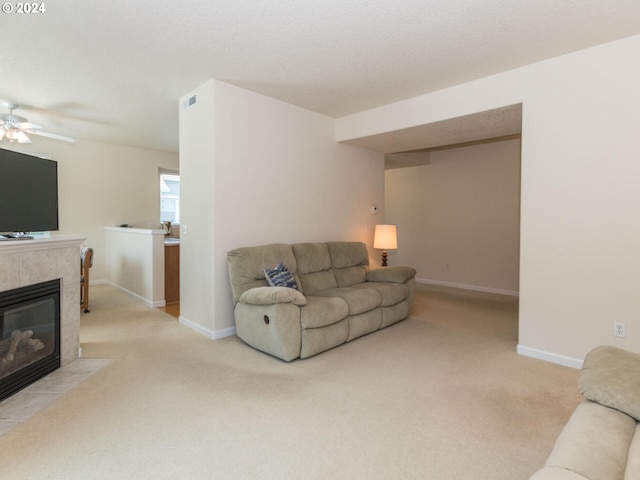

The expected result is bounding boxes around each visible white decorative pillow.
[264,262,298,290]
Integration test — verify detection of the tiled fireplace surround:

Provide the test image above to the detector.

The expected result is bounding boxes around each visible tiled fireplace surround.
[0,236,85,367]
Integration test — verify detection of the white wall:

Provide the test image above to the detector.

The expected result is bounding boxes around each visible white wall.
[5,139,179,281]
[178,81,216,338]
[103,227,166,307]
[336,35,640,365]
[386,138,521,295]
[179,80,384,338]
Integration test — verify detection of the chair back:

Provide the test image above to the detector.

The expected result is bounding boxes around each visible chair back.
[81,247,93,270]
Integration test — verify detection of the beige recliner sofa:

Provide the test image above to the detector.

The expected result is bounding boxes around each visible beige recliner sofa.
[227,241,416,361]
[530,345,640,479]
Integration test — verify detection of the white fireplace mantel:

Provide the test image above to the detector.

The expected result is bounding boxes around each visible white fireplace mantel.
[0,235,86,365]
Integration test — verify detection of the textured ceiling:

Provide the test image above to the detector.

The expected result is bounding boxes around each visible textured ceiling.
[1,1,639,153]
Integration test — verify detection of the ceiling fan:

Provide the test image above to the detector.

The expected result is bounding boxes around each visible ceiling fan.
[0,102,75,144]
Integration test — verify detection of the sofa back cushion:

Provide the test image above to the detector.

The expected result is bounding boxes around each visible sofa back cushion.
[227,243,299,304]
[292,243,338,295]
[327,242,369,287]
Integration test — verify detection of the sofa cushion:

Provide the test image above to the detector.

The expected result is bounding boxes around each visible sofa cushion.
[333,265,368,288]
[264,262,298,289]
[326,241,369,269]
[347,308,383,341]
[314,287,381,316]
[297,271,337,296]
[292,243,338,294]
[327,241,369,287]
[351,281,408,307]
[293,242,332,273]
[301,318,349,359]
[380,299,412,328]
[300,296,349,329]
[579,345,640,421]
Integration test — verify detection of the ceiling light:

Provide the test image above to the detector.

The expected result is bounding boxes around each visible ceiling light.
[2,128,32,143]
[16,130,32,143]
[5,129,19,141]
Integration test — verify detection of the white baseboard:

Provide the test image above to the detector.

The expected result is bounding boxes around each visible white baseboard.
[179,315,236,340]
[99,280,236,339]
[102,280,166,308]
[415,277,519,297]
[517,344,583,369]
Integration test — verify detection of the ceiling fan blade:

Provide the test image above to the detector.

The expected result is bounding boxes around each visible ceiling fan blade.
[17,121,41,130]
[26,129,76,143]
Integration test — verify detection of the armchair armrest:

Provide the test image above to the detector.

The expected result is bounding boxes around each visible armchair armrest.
[238,286,307,306]
[366,266,416,284]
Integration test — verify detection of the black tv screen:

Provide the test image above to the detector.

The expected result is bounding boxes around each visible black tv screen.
[0,148,59,233]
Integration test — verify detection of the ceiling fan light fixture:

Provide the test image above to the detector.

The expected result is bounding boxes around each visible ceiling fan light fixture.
[2,128,32,143]
[16,130,32,143]
[5,129,19,141]
[1,103,75,144]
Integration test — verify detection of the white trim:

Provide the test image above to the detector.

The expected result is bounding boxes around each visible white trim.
[103,226,165,235]
[103,280,166,308]
[179,315,237,340]
[215,326,237,339]
[415,277,519,297]
[517,344,583,369]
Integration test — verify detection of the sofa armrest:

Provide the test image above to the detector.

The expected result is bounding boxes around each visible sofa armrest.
[238,286,307,306]
[579,345,640,421]
[366,266,416,284]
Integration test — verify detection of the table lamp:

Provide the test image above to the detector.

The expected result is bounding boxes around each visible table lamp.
[373,224,397,267]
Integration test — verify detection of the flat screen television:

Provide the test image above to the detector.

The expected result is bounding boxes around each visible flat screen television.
[0,148,59,236]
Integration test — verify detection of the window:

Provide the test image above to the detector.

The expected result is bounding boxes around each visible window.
[160,170,180,224]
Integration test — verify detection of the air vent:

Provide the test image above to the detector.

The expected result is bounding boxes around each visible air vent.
[181,95,197,109]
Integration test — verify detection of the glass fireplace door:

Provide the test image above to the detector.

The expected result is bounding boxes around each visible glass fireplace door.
[0,279,61,402]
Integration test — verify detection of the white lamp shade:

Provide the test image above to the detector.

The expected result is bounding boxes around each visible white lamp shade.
[373,224,397,250]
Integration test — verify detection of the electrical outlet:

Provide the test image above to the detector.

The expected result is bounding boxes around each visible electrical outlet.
[614,321,626,338]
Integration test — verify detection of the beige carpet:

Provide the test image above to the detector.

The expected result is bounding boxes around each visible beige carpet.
[0,284,583,480]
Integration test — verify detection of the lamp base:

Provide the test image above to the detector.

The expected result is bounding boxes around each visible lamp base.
[381,250,388,267]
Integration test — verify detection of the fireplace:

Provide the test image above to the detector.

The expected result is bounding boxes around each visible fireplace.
[0,279,61,402]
